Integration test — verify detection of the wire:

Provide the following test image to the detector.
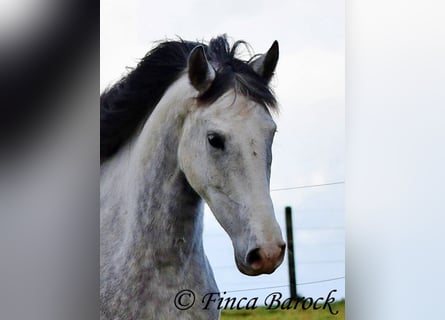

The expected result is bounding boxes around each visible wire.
[271,181,344,192]
[219,276,345,294]
[205,226,344,238]
[298,260,345,265]
[214,260,344,269]
[297,276,345,286]
[295,226,344,230]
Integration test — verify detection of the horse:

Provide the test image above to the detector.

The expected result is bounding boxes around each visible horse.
[100,35,285,320]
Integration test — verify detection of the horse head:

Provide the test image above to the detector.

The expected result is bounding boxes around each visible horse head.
[178,40,285,276]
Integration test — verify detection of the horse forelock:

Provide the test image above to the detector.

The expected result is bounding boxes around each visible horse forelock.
[198,36,277,109]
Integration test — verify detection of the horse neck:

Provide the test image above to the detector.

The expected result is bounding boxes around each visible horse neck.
[108,76,204,266]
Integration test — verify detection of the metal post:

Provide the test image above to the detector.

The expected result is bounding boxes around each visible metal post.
[285,206,297,300]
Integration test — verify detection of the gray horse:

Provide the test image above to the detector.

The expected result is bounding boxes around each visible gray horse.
[100,35,285,319]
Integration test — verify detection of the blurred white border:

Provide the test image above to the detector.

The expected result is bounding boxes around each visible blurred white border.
[347,1,445,319]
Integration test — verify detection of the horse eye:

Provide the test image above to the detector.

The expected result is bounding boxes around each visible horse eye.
[207,133,225,150]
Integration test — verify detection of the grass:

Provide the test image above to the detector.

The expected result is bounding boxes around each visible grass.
[220,300,345,320]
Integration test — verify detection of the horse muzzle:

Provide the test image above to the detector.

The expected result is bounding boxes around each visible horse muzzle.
[236,242,286,276]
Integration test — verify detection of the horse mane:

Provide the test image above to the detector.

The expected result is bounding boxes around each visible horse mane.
[100,35,277,163]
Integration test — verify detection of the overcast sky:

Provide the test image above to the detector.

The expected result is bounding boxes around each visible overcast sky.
[101,0,345,301]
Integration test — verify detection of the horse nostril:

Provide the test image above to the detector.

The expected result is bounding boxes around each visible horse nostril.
[246,248,263,269]
[280,243,286,256]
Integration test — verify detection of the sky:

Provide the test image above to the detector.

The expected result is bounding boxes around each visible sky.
[101,0,345,302]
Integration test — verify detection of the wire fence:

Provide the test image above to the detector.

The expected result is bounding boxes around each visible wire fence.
[204,180,345,295]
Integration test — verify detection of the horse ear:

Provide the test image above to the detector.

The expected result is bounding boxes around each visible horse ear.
[249,41,279,82]
[188,45,216,93]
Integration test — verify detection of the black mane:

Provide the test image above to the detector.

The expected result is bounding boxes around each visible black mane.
[100,35,277,163]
